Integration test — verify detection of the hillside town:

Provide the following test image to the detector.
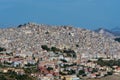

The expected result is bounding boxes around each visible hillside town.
[0,23,120,80]
[1,45,120,80]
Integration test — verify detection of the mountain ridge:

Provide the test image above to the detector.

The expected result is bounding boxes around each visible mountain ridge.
[95,27,120,38]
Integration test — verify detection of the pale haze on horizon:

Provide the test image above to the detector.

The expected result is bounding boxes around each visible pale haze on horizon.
[0,0,120,30]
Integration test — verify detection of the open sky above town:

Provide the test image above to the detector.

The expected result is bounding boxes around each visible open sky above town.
[0,0,120,30]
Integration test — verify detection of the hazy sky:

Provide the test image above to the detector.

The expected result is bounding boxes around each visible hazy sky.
[0,0,120,30]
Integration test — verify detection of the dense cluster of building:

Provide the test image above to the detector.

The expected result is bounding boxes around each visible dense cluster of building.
[1,45,120,80]
[0,23,120,80]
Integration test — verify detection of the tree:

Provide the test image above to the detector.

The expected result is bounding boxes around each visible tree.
[78,70,85,75]
[47,67,53,72]
[60,59,67,63]
[24,68,32,74]
[107,71,113,75]
[107,60,115,67]
[116,59,120,66]
[91,68,98,73]
[97,58,106,66]
[51,47,60,52]
[0,75,7,80]
[76,44,79,47]
[63,49,76,58]
[41,45,50,51]
[45,31,49,34]
[68,69,76,75]
[0,47,6,52]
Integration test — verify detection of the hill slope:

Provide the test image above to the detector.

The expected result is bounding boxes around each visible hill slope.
[0,23,120,59]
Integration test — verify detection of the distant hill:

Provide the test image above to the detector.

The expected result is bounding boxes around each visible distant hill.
[95,27,120,37]
[111,27,120,36]
[0,23,120,59]
[95,28,115,38]
[95,27,120,43]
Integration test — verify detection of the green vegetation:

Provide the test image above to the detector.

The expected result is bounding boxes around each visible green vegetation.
[25,63,36,67]
[59,69,76,75]
[60,63,77,68]
[24,67,38,74]
[115,38,120,42]
[91,68,98,73]
[41,45,50,51]
[63,49,77,58]
[41,45,61,52]
[0,62,10,68]
[96,58,120,67]
[0,47,6,52]
[0,62,5,68]
[0,70,35,80]
[41,45,77,58]
[47,67,53,71]
[51,46,61,52]
[78,70,85,75]
[45,31,49,34]
[59,71,67,75]
[60,59,67,63]
[67,69,76,75]
[107,71,113,75]
[76,44,79,47]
